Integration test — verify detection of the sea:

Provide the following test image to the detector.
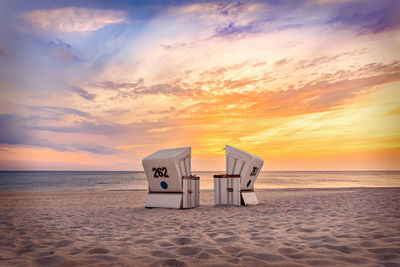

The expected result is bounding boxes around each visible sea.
[0,171,399,192]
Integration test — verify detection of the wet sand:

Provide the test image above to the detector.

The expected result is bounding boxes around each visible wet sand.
[1,188,399,266]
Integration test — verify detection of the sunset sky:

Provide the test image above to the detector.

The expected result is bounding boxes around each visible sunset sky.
[0,0,399,171]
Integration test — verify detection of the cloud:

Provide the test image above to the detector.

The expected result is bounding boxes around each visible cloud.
[90,56,400,118]
[92,79,199,100]
[0,114,29,145]
[24,105,143,136]
[19,7,126,32]
[274,58,292,66]
[30,120,127,135]
[71,143,118,155]
[325,0,400,34]
[25,106,126,135]
[44,39,81,62]
[73,87,96,101]
[21,105,186,146]
[33,140,119,155]
[215,21,257,36]
[217,1,246,17]
[177,61,400,118]
[28,106,91,119]
[0,113,119,154]
[296,53,351,69]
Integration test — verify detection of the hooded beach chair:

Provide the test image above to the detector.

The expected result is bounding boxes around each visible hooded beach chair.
[214,145,264,206]
[142,147,199,209]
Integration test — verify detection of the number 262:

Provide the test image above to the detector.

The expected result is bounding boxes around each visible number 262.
[152,167,169,178]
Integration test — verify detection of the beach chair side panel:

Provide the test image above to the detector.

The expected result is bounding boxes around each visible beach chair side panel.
[182,178,196,208]
[214,177,240,206]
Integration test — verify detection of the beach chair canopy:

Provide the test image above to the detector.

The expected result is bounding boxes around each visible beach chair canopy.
[143,147,191,192]
[226,145,264,190]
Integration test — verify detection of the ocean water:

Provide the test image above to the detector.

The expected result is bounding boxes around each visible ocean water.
[0,171,399,192]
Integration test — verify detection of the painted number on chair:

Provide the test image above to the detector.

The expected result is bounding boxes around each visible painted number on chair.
[250,167,259,176]
[152,167,169,178]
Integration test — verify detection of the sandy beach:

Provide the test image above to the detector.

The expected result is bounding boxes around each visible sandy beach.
[1,188,399,266]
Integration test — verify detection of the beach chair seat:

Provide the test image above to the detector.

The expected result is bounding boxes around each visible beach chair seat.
[214,174,241,206]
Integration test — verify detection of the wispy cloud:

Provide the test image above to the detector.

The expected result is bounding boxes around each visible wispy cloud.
[44,39,81,62]
[27,106,92,119]
[0,113,119,155]
[92,79,199,100]
[325,0,400,34]
[19,7,127,32]
[73,87,96,101]
[214,19,265,36]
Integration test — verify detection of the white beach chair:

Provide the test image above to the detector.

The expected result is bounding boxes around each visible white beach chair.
[214,145,264,206]
[142,147,199,209]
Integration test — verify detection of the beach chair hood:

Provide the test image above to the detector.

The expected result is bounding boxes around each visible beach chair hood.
[142,147,191,193]
[226,145,264,191]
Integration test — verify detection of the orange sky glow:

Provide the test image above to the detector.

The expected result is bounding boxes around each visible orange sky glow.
[0,0,399,170]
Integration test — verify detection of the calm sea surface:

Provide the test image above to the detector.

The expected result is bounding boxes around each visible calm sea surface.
[0,171,399,192]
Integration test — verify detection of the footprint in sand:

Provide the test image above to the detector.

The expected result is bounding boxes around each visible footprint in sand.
[34,256,65,266]
[286,253,309,259]
[206,248,223,255]
[359,241,376,247]
[221,246,244,255]
[324,245,357,254]
[162,259,187,267]
[170,237,191,245]
[368,247,400,254]
[215,236,240,243]
[207,233,219,238]
[334,255,370,264]
[135,238,155,244]
[277,247,298,256]
[16,247,35,255]
[367,247,400,261]
[196,252,213,259]
[226,258,240,264]
[150,250,177,258]
[297,227,316,233]
[220,231,235,235]
[249,252,285,262]
[88,247,110,254]
[55,239,73,248]
[176,247,201,256]
[158,241,174,247]
[304,259,340,266]
[87,255,121,263]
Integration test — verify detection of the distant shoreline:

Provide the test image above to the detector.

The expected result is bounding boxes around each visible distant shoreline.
[1,171,399,191]
[1,170,400,172]
[1,187,400,193]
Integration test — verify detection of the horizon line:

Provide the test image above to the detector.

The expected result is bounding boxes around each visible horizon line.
[0,169,399,172]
